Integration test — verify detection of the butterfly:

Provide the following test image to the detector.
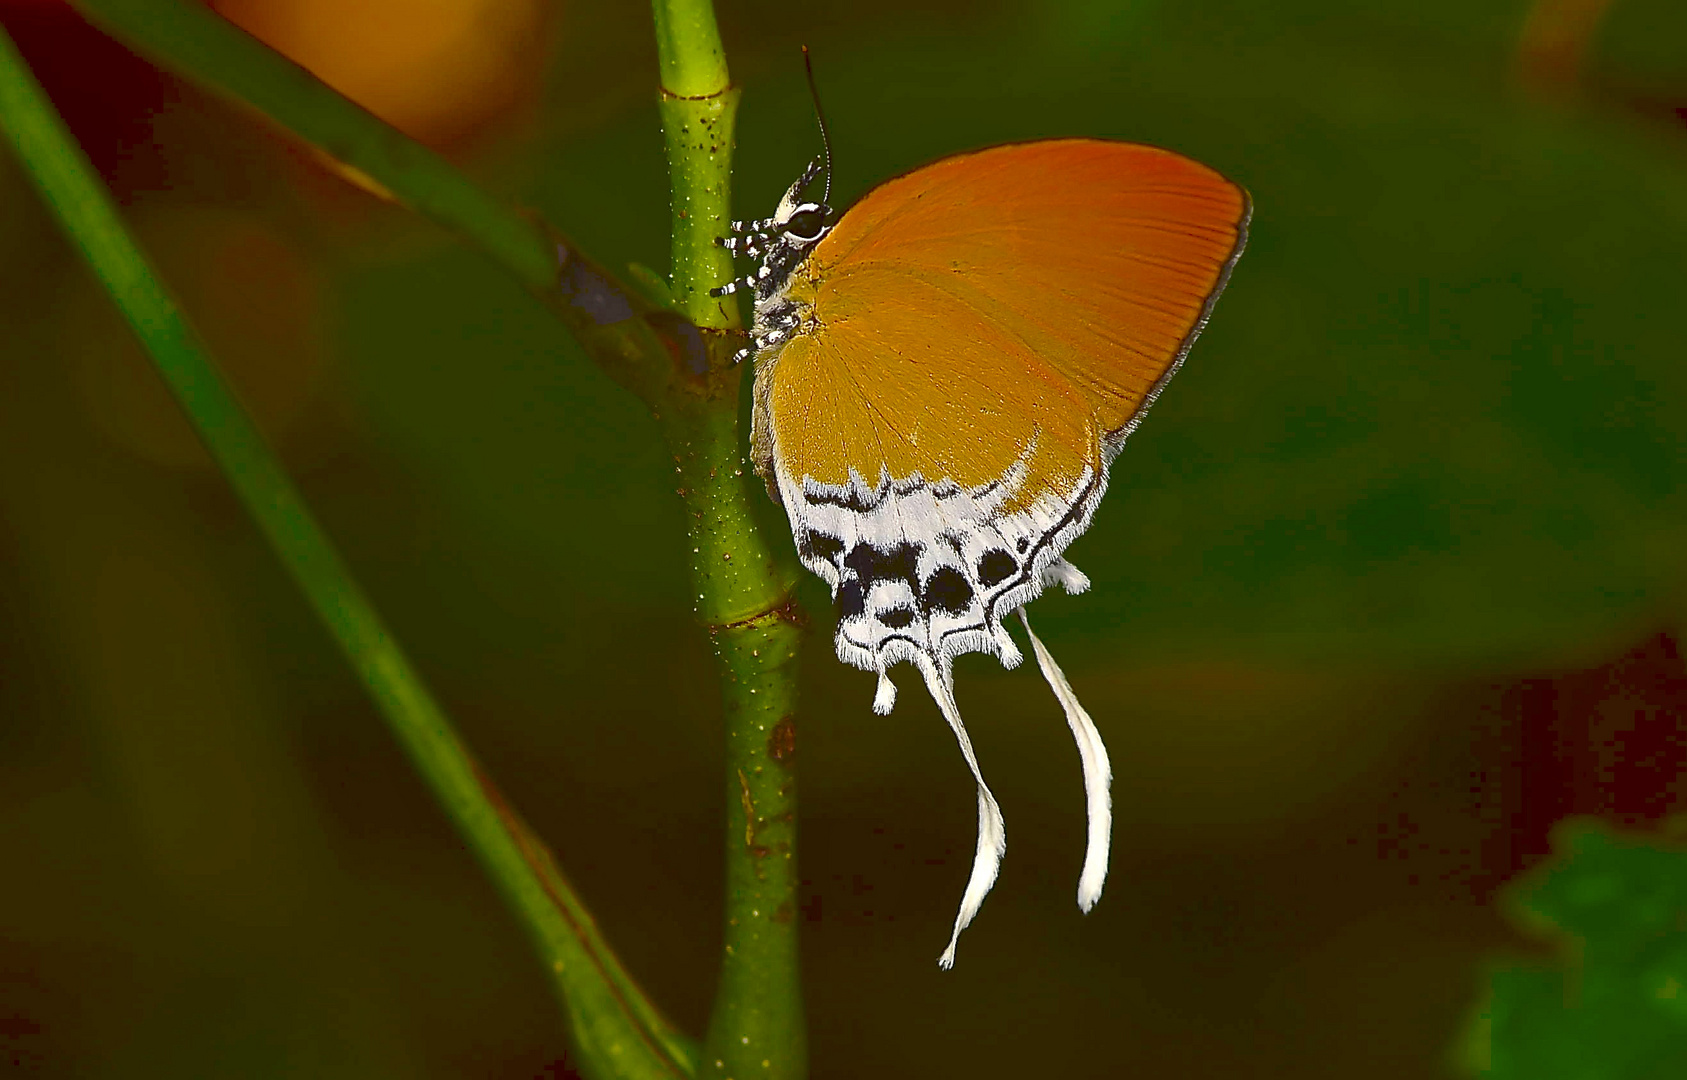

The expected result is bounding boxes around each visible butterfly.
[716,130,1249,967]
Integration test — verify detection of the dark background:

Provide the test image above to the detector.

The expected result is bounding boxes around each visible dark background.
[2,0,1685,1075]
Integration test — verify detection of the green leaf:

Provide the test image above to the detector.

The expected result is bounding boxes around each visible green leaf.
[1469,819,1687,1078]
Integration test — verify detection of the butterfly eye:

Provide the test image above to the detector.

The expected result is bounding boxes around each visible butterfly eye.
[783,208,826,241]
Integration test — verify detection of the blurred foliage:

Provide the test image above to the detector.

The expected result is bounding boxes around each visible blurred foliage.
[1469,819,1687,1077]
[1595,0,1687,94]
[2,0,1685,1076]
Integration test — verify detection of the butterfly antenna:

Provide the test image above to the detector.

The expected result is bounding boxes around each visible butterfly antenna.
[801,45,833,207]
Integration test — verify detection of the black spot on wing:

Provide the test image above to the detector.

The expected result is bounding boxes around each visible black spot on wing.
[923,566,973,615]
[838,579,865,620]
[977,549,1017,588]
[844,541,922,589]
[799,529,845,564]
[806,486,875,512]
[879,607,916,629]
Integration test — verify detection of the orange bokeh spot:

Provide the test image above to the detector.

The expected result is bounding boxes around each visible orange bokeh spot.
[209,0,546,144]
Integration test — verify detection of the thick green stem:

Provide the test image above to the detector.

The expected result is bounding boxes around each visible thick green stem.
[0,22,690,1080]
[709,609,804,1078]
[659,88,743,330]
[652,1,808,1077]
[652,0,731,99]
[664,359,806,1080]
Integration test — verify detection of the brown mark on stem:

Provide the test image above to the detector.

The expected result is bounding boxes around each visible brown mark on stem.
[767,715,796,767]
[718,593,806,634]
[737,767,755,847]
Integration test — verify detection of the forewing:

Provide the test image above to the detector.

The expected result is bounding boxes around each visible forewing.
[812,138,1249,444]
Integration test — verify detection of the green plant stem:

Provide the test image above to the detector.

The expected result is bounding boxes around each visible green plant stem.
[666,360,807,1080]
[652,0,731,99]
[69,0,555,291]
[0,23,692,1080]
[652,1,809,1077]
[660,87,744,330]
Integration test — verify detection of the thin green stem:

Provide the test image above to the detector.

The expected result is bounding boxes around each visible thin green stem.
[651,1,809,1077]
[0,24,690,1080]
[69,0,554,291]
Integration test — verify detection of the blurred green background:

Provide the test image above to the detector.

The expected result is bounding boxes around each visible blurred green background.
[2,0,1686,1075]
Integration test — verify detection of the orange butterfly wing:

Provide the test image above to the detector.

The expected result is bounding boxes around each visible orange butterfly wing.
[761,138,1248,504]
[759,267,1097,503]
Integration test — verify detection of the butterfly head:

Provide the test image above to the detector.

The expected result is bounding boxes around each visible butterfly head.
[772,155,833,240]
[763,160,832,285]
[715,156,835,310]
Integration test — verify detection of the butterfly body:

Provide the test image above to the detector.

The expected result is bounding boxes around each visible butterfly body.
[719,136,1249,966]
